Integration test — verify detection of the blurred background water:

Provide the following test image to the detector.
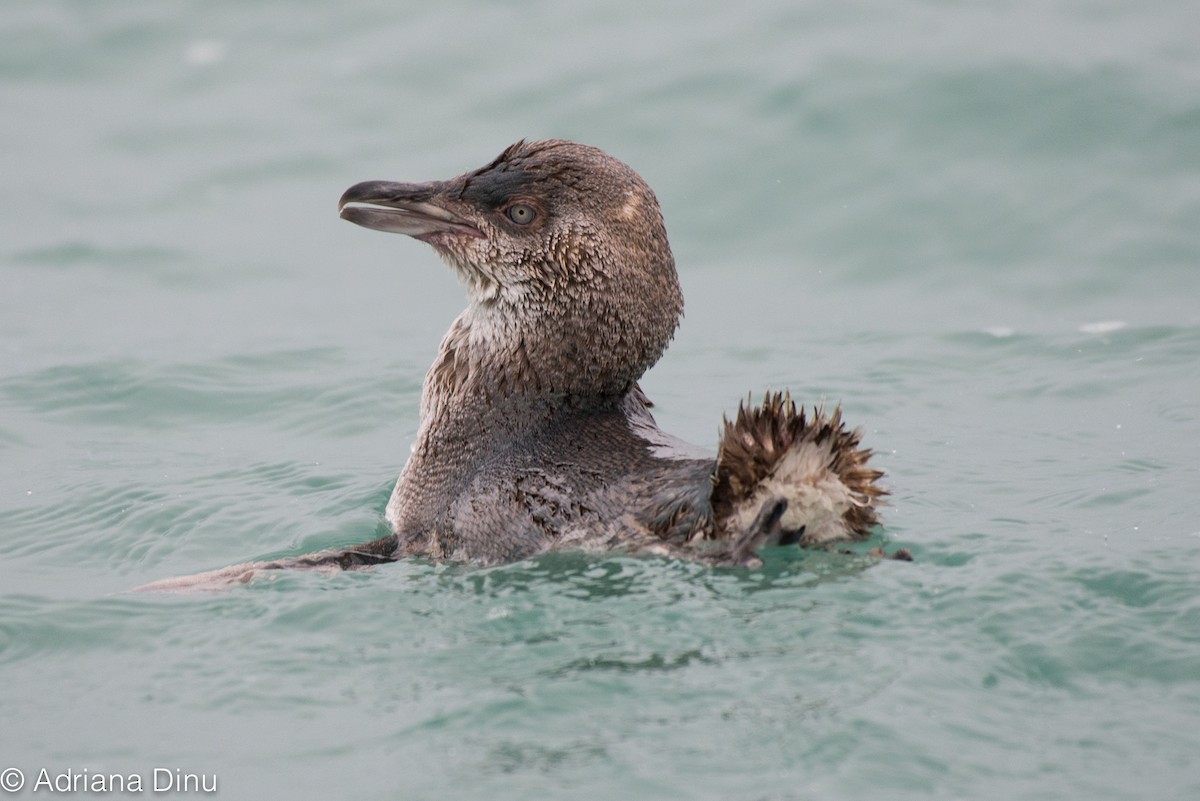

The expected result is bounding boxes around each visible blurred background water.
[2,1,1199,798]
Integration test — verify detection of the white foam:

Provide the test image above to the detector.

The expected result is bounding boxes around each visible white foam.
[184,40,227,67]
[1079,320,1127,335]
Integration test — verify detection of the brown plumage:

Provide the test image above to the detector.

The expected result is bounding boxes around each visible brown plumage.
[712,393,886,543]
[136,141,900,592]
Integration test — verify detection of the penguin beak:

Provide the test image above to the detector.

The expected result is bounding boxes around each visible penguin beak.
[338,180,484,240]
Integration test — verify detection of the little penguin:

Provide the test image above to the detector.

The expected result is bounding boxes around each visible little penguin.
[137,140,898,591]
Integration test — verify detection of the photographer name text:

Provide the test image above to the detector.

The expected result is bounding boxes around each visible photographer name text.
[1,768,216,794]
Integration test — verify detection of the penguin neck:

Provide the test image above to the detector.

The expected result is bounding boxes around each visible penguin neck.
[421,296,641,417]
[403,306,624,477]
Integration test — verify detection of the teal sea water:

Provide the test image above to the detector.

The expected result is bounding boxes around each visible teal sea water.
[3,1,1199,798]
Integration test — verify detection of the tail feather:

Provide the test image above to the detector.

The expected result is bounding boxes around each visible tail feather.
[711,392,886,550]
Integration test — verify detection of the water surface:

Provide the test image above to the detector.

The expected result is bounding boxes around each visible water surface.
[3,1,1199,799]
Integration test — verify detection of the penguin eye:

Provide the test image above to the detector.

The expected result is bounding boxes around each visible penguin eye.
[505,203,537,225]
